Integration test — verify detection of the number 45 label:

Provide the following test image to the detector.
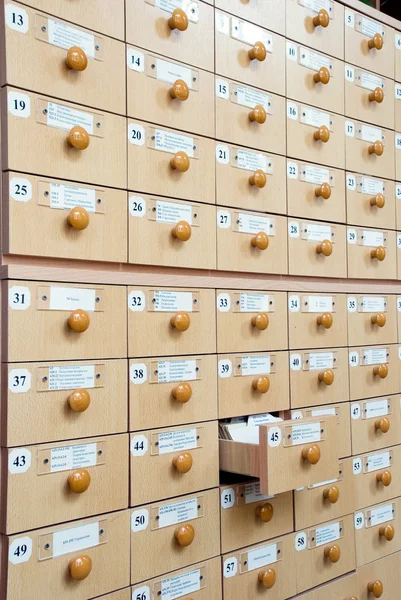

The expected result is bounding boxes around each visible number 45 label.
[268,426,282,447]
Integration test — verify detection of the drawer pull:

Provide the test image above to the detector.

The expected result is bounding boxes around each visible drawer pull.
[255,502,274,523]
[323,485,339,504]
[312,8,330,28]
[315,182,331,199]
[324,544,340,563]
[172,220,192,242]
[252,376,270,394]
[251,231,269,251]
[375,417,390,433]
[69,554,92,581]
[168,8,188,32]
[67,469,91,493]
[68,389,91,412]
[316,312,333,329]
[302,444,321,465]
[67,308,90,333]
[370,246,386,261]
[316,239,332,257]
[67,126,90,151]
[170,79,189,102]
[172,382,192,403]
[368,33,384,51]
[67,206,90,231]
[249,169,267,189]
[170,151,190,172]
[373,364,388,379]
[258,568,276,589]
[376,470,392,486]
[65,46,88,72]
[313,125,330,143]
[313,66,330,85]
[379,524,394,541]
[251,312,269,330]
[371,312,386,327]
[367,579,383,598]
[170,311,190,331]
[369,87,384,104]
[318,368,334,386]
[248,41,267,62]
[249,105,266,124]
[368,141,384,156]
[174,523,195,546]
[172,451,193,473]
[370,193,385,209]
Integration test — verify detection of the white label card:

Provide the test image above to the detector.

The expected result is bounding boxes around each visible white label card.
[247,543,277,572]
[8,448,31,474]
[363,348,387,365]
[161,568,201,600]
[50,443,97,472]
[5,3,29,33]
[361,296,385,312]
[158,359,197,383]
[48,365,95,390]
[156,200,192,225]
[299,47,331,71]
[306,223,332,242]
[47,19,95,58]
[154,129,194,157]
[309,352,333,371]
[361,177,384,196]
[360,71,383,92]
[158,428,197,455]
[365,399,388,419]
[362,230,384,247]
[155,0,199,23]
[367,451,390,472]
[236,85,270,111]
[47,102,94,134]
[241,355,270,376]
[237,149,267,172]
[8,91,31,118]
[360,124,382,144]
[245,482,272,504]
[8,537,32,565]
[49,184,96,212]
[236,213,271,235]
[10,177,32,202]
[301,106,331,129]
[231,17,272,49]
[49,286,96,311]
[370,503,394,527]
[156,58,192,88]
[158,498,198,529]
[153,290,193,312]
[240,293,269,312]
[52,522,99,558]
[8,368,32,393]
[360,16,383,38]
[315,522,340,547]
[302,165,330,186]
[307,296,332,312]
[311,407,336,417]
[291,422,321,445]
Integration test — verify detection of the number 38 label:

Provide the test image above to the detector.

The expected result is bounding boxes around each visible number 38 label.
[8,536,32,565]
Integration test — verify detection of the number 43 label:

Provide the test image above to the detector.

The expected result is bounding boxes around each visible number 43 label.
[8,448,32,474]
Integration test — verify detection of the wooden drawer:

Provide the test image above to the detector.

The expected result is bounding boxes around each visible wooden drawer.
[293,572,359,600]
[0,510,130,600]
[91,588,130,600]
[216,290,288,354]
[216,209,287,274]
[345,172,396,230]
[347,227,397,280]
[215,0,285,34]
[348,344,400,400]
[130,489,220,584]
[129,354,217,431]
[353,445,401,510]
[396,136,401,181]
[356,550,401,600]
[345,121,395,180]
[128,195,216,270]
[3,280,126,362]
[130,421,219,506]
[396,84,401,130]
[347,294,397,346]
[127,287,215,358]
[354,497,401,567]
[350,394,401,455]
[220,481,293,554]
[345,66,394,130]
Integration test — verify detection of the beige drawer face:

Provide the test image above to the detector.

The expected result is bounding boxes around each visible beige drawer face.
[4,280,127,362]
[396,89,401,131]
[92,588,130,600]
[130,421,219,506]
[286,43,344,115]
[288,220,347,278]
[215,0,285,33]
[294,514,356,594]
[346,173,396,230]
[127,120,215,205]
[216,210,287,274]
[216,79,286,154]
[216,144,286,214]
[287,102,345,169]
[349,344,400,400]
[294,459,355,531]
[222,535,297,600]
[347,228,397,280]
[397,39,401,81]
[2,3,125,114]
[354,497,401,567]
[220,483,293,554]
[347,294,397,347]
[128,195,216,270]
[396,141,401,181]
[350,394,401,456]
[2,88,126,188]
[357,550,401,600]
[127,48,214,137]
[3,172,127,262]
[396,185,401,230]
[216,290,288,354]
[2,434,128,534]
[288,293,347,350]
[286,160,346,223]
[345,122,395,180]
[289,348,350,409]
[127,287,216,358]
[215,12,285,96]
[295,572,359,600]
[398,298,401,341]
[286,0,344,60]
[130,488,220,584]
[129,354,217,431]
[353,445,401,509]
[3,510,130,600]
[345,11,394,79]
[4,359,127,447]
[345,68,394,130]
[125,0,214,71]
[218,351,290,419]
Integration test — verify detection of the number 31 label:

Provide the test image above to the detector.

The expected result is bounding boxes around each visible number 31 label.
[8,286,31,310]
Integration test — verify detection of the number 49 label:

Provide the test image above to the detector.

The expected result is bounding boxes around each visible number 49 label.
[8,537,32,565]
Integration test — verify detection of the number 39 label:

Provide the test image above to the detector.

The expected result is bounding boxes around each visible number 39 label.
[8,537,32,565]
[8,448,31,474]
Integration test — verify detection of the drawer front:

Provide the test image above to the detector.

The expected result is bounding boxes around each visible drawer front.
[353,445,401,509]
[215,0,285,33]
[130,421,219,506]
[220,483,293,554]
[396,185,401,230]
[346,173,396,230]
[91,589,130,600]
[4,359,127,447]
[216,144,287,215]
[216,290,288,354]
[3,434,129,534]
[397,37,401,82]
[4,280,127,362]
[129,354,217,431]
[396,140,401,181]
[347,294,397,346]
[345,67,394,130]
[354,498,401,567]
[3,3,125,114]
[130,489,220,584]
[348,344,400,400]
[125,0,214,71]
[3,172,127,262]
[128,195,216,270]
[127,120,215,205]
[294,572,359,599]
[218,351,290,419]
[127,48,214,137]
[3,510,130,600]
[288,293,348,350]
[347,228,397,280]
[345,122,395,180]
[216,210,288,274]
[127,287,216,358]
[350,394,401,455]
[286,160,346,223]
[216,79,286,154]
[396,86,401,130]
[357,550,401,600]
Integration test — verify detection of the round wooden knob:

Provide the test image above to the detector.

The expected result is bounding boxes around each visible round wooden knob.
[314,66,330,85]
[370,246,386,261]
[316,240,333,256]
[251,313,269,330]
[318,368,334,385]
[368,33,383,50]
[248,41,267,62]
[249,170,267,188]
[370,193,385,208]
[67,308,90,333]
[371,313,386,327]
[323,485,339,503]
[368,141,384,156]
[170,311,190,331]
[313,8,330,28]
[170,151,190,172]
[324,544,340,563]
[368,580,383,597]
[251,231,269,250]
[67,206,90,230]
[174,523,194,546]
[369,87,384,103]
[258,568,276,589]
[68,389,91,412]
[373,364,388,379]
[315,182,331,199]
[255,502,274,523]
[168,8,188,31]
[375,417,390,433]
[302,444,321,465]
[172,382,192,403]
[314,125,330,143]
[252,376,270,394]
[170,79,189,101]
[65,46,88,71]
[67,469,91,493]
[172,220,192,241]
[69,555,92,580]
[172,451,193,473]
[67,126,90,150]
[249,105,266,124]
[379,524,394,541]
[316,312,333,329]
[376,470,392,486]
